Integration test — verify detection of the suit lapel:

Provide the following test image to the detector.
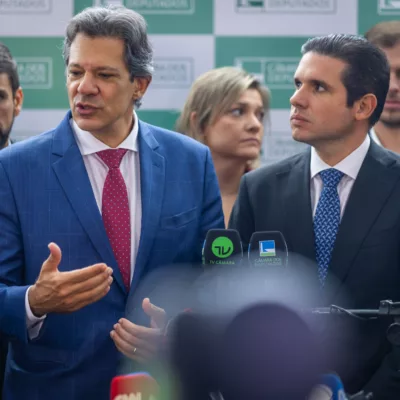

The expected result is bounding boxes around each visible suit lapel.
[325,142,400,300]
[51,112,126,294]
[130,121,165,293]
[283,150,316,263]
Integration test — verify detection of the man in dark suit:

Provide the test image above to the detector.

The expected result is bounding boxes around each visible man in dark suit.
[230,34,400,399]
[0,41,23,400]
[0,6,224,400]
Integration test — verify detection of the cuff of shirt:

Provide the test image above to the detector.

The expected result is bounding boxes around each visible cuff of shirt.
[25,286,46,339]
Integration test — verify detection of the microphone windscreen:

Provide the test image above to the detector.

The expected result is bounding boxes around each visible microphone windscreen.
[110,372,159,400]
[248,231,288,267]
[218,302,321,400]
[167,312,224,398]
[203,229,243,266]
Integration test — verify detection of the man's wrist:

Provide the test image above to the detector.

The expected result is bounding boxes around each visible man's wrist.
[28,285,45,318]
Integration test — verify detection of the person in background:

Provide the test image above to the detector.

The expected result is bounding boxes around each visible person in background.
[0,5,223,400]
[0,41,23,400]
[0,42,23,149]
[176,67,270,226]
[365,21,400,153]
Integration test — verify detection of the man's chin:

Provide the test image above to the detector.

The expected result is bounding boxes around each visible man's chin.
[292,129,312,144]
[380,113,400,129]
[74,118,102,133]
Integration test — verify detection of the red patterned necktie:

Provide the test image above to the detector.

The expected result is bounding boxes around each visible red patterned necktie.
[97,149,131,290]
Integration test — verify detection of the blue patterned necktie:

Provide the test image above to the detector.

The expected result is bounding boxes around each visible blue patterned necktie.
[314,168,344,287]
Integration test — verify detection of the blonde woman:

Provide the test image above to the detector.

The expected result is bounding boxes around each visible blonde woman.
[176,67,270,226]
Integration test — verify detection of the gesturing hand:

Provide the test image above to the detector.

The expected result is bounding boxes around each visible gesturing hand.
[28,242,113,317]
[110,298,167,363]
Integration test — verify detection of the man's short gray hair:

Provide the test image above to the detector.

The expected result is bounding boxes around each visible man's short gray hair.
[63,6,153,107]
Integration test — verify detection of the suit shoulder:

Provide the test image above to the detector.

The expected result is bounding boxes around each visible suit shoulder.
[140,121,208,155]
[0,129,55,163]
[369,143,400,176]
[245,151,308,184]
[382,147,400,167]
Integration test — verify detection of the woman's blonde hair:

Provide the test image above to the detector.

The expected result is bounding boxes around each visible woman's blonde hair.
[176,66,270,168]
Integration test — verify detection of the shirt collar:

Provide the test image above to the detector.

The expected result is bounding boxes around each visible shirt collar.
[310,134,370,180]
[71,111,139,155]
[369,126,382,146]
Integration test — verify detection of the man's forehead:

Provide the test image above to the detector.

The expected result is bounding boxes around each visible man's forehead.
[295,53,346,79]
[68,35,126,69]
[0,73,12,91]
[381,44,400,66]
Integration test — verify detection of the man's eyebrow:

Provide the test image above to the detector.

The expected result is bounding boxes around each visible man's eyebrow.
[68,63,120,73]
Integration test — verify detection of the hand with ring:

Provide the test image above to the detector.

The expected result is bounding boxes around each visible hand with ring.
[110,298,166,364]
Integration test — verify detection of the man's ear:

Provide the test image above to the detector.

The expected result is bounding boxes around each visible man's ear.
[13,87,24,117]
[354,93,377,123]
[132,76,151,102]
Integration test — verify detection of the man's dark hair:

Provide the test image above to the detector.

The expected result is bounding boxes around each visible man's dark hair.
[301,34,390,127]
[0,41,20,96]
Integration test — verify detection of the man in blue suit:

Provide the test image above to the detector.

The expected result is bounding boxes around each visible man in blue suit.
[0,6,224,400]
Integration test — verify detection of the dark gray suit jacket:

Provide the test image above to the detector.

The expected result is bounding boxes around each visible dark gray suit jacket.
[229,141,400,398]
[0,139,12,399]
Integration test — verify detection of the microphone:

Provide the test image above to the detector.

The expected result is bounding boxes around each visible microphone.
[110,372,159,400]
[218,302,321,400]
[202,229,243,266]
[167,302,323,399]
[308,374,347,400]
[168,311,224,400]
[248,231,289,268]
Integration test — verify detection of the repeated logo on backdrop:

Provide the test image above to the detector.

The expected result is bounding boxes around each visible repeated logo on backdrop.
[0,0,53,14]
[0,37,67,109]
[78,0,213,33]
[359,0,400,33]
[216,36,306,109]
[378,0,400,15]
[94,0,197,14]
[0,0,394,163]
[236,0,337,14]
[16,58,53,90]
[235,57,298,90]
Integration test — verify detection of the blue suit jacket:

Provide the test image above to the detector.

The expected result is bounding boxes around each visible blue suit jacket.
[0,112,224,400]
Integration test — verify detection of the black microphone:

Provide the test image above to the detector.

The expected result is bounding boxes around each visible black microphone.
[247,231,289,268]
[168,311,225,400]
[168,303,321,400]
[217,302,321,400]
[202,229,243,266]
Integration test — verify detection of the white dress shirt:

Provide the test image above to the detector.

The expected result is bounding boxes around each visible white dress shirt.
[26,112,142,337]
[310,135,370,219]
[369,127,382,147]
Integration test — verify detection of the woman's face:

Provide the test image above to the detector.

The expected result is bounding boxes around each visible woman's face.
[204,88,265,161]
